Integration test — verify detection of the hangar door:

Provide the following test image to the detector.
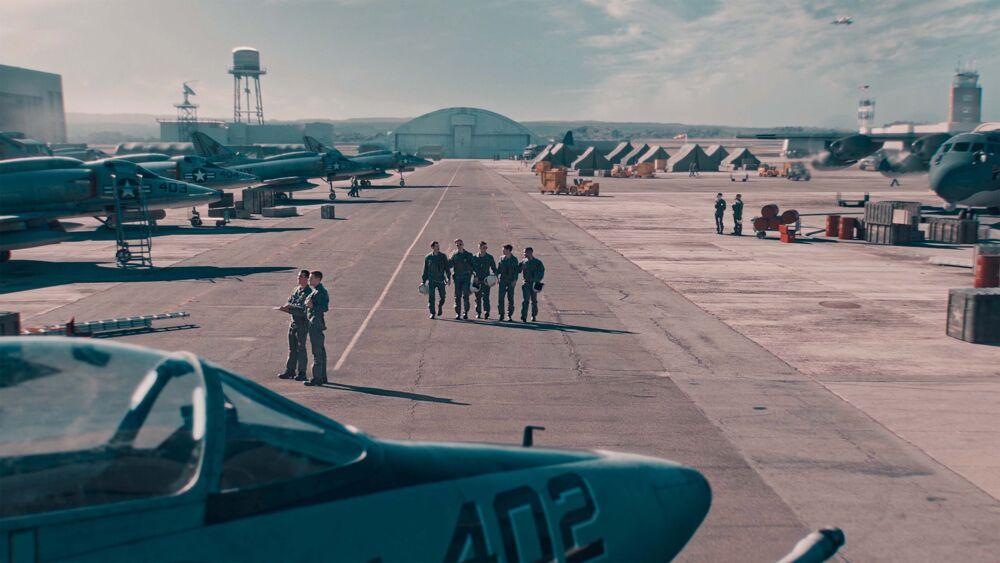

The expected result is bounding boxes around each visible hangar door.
[451,113,476,158]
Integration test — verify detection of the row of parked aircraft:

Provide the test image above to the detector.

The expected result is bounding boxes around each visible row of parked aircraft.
[0,132,432,263]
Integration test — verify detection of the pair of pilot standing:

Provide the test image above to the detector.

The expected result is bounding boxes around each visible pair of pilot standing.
[422,239,545,322]
[277,270,329,386]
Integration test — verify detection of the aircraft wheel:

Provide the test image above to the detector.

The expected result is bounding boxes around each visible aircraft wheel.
[0,250,10,263]
[329,192,337,200]
[215,220,227,228]
[116,248,132,266]
[275,193,289,202]
[399,179,405,187]
[190,217,203,227]
[756,231,766,239]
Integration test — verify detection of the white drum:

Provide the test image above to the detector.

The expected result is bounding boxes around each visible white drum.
[418,283,429,295]
[485,275,498,287]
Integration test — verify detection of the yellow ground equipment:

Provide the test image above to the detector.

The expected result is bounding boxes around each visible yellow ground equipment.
[539,168,567,193]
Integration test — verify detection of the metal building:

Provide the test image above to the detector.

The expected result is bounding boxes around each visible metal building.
[0,64,67,142]
[388,107,535,159]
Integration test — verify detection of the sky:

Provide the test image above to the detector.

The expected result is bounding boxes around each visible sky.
[2,0,998,127]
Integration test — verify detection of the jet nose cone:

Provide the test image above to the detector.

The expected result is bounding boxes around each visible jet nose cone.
[929,160,976,193]
[647,463,712,544]
[187,183,223,204]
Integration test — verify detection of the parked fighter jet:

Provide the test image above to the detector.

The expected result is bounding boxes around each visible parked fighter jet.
[95,154,259,190]
[52,147,111,161]
[191,132,368,200]
[0,337,843,562]
[831,16,853,25]
[0,157,220,262]
[741,131,952,176]
[303,136,432,189]
[928,123,1000,211]
[0,131,53,160]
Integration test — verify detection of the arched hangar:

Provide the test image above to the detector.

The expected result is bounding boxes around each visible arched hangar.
[388,107,535,159]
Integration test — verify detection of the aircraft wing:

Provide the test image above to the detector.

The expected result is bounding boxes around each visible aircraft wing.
[352,170,393,180]
[739,132,924,142]
[256,176,318,192]
[0,214,75,252]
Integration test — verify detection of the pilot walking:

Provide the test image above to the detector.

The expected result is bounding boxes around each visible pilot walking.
[496,244,520,322]
[303,271,329,387]
[714,193,727,234]
[277,269,312,381]
[520,247,545,323]
[449,239,475,320]
[422,241,451,319]
[471,241,498,320]
[731,194,744,236]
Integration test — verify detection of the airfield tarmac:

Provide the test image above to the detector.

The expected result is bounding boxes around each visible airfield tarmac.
[2,160,999,561]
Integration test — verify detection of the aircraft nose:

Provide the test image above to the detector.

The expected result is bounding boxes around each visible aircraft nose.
[929,159,976,192]
[186,183,223,205]
[646,462,712,543]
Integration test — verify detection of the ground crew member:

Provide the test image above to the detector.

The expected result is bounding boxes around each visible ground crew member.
[520,247,545,322]
[496,244,520,321]
[471,241,498,319]
[449,239,475,320]
[422,240,451,319]
[277,269,312,381]
[715,193,727,234]
[303,271,329,387]
[890,178,900,187]
[732,193,744,236]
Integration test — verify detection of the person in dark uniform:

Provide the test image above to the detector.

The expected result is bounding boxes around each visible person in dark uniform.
[303,271,329,387]
[449,239,475,320]
[277,269,312,381]
[519,247,545,322]
[422,240,451,319]
[471,241,498,319]
[732,193,744,236]
[496,244,520,322]
[714,193,727,234]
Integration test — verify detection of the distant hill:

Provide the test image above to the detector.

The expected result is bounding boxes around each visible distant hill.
[65,113,849,145]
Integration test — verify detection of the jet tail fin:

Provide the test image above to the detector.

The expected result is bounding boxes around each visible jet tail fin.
[305,135,345,160]
[562,130,575,146]
[192,132,236,161]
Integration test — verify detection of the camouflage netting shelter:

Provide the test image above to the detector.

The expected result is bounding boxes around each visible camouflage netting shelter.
[720,147,761,170]
[666,144,717,172]
[571,146,612,170]
[704,145,729,167]
[620,143,650,166]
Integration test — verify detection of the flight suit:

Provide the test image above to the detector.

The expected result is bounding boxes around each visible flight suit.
[520,257,545,322]
[422,252,450,316]
[471,251,498,318]
[450,249,475,317]
[306,283,329,384]
[496,254,521,320]
[732,199,744,235]
[714,198,727,234]
[282,285,312,379]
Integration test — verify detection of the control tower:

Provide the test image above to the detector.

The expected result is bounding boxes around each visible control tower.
[229,47,266,125]
[949,66,981,125]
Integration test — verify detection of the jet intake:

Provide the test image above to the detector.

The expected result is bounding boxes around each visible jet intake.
[829,134,879,161]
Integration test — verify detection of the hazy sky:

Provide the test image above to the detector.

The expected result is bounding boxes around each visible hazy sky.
[3,0,998,127]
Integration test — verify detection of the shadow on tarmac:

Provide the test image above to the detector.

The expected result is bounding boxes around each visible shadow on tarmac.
[92,324,200,338]
[318,381,469,405]
[452,319,633,334]
[294,198,411,205]
[0,262,294,294]
[70,225,311,241]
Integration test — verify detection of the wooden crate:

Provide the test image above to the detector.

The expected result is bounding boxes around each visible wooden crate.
[947,288,1000,344]
[261,206,297,218]
[865,223,913,245]
[864,201,921,228]
[926,217,978,244]
[635,162,655,178]
[321,205,336,219]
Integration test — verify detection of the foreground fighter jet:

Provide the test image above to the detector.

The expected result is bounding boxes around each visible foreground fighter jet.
[304,136,432,189]
[0,157,220,262]
[0,338,845,562]
[928,123,1000,211]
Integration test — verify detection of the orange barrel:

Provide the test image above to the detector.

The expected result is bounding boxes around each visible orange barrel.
[752,217,768,232]
[761,204,779,219]
[838,217,856,240]
[780,209,800,224]
[973,255,1000,288]
[825,215,841,236]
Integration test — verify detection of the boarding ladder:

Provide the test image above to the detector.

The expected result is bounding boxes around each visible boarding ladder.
[111,173,154,268]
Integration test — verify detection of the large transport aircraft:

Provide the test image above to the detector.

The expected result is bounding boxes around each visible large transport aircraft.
[0,157,220,262]
[0,338,844,562]
[928,123,1000,211]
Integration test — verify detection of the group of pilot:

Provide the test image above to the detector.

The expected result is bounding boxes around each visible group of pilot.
[422,239,545,322]
[714,193,744,235]
[276,270,330,387]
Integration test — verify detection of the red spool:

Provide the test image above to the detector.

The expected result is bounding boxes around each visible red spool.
[838,217,856,240]
[761,204,779,219]
[825,215,841,237]
[973,255,1000,288]
[753,217,768,232]
[780,210,800,224]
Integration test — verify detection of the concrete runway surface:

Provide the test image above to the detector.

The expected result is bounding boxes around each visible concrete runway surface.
[7,160,1000,561]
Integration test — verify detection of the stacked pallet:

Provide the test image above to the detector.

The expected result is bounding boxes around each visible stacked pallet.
[926,217,978,244]
[242,187,277,215]
[863,201,920,245]
[947,288,1000,344]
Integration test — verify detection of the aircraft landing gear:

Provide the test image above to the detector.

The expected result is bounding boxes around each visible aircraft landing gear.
[189,208,203,227]
[329,191,337,200]
[399,178,406,187]
[116,248,132,267]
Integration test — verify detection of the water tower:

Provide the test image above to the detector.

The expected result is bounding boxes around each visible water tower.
[229,47,266,125]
